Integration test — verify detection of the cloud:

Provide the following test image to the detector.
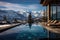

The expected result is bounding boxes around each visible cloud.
[0,1,45,17]
[0,1,41,11]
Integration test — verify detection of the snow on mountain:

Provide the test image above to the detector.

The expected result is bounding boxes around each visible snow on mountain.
[0,10,26,21]
[18,10,43,18]
[0,9,43,21]
[18,11,29,17]
[31,11,43,18]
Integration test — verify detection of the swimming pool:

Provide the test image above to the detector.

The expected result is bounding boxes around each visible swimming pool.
[0,23,58,40]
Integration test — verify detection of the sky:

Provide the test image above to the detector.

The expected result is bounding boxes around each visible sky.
[0,0,45,17]
[0,0,45,11]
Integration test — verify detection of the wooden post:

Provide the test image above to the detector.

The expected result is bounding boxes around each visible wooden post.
[47,4,51,22]
[46,6,47,22]
[44,9,45,17]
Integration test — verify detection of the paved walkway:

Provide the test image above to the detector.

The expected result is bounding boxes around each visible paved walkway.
[39,22,60,34]
[0,23,21,33]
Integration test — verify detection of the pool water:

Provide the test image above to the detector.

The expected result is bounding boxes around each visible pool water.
[0,24,49,40]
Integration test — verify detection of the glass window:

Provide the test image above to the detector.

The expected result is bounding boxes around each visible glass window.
[51,6,60,20]
[51,6,56,20]
[57,6,60,20]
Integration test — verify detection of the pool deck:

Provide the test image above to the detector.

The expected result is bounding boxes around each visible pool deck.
[0,23,21,33]
[39,22,60,34]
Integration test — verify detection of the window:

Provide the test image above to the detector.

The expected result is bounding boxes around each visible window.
[51,6,60,20]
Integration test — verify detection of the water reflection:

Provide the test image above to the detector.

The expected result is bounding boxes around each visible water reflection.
[0,24,48,40]
[28,12,33,29]
[29,23,32,29]
[16,24,48,40]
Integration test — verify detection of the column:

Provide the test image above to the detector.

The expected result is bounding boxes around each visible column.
[47,4,51,22]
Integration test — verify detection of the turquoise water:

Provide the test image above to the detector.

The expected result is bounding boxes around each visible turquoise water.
[0,24,49,40]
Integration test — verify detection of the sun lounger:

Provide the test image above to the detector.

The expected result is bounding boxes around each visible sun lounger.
[47,20,60,26]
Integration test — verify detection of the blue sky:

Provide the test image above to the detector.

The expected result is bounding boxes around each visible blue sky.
[0,0,46,17]
[0,0,45,11]
[0,0,40,4]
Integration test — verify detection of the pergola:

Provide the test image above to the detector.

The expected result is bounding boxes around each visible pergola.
[40,0,60,22]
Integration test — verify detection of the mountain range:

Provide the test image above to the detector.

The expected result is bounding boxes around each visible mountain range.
[0,10,43,22]
[0,10,27,21]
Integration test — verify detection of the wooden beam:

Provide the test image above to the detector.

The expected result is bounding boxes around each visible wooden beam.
[40,0,44,4]
[40,0,60,6]
[42,0,48,6]
[47,4,51,22]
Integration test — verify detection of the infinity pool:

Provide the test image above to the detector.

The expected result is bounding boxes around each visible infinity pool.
[0,24,51,40]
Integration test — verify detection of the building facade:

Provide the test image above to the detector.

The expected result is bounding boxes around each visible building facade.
[40,0,60,22]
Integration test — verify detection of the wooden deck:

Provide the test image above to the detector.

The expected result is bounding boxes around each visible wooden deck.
[40,22,60,34]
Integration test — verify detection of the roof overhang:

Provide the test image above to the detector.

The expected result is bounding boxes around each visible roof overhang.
[40,0,60,6]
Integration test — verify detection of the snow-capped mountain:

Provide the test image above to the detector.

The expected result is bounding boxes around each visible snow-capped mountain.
[31,11,43,18]
[0,9,43,22]
[18,10,42,18]
[0,10,27,21]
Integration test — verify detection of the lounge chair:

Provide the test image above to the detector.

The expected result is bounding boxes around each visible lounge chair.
[47,20,60,26]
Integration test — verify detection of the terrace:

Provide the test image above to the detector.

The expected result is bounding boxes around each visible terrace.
[40,0,60,33]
